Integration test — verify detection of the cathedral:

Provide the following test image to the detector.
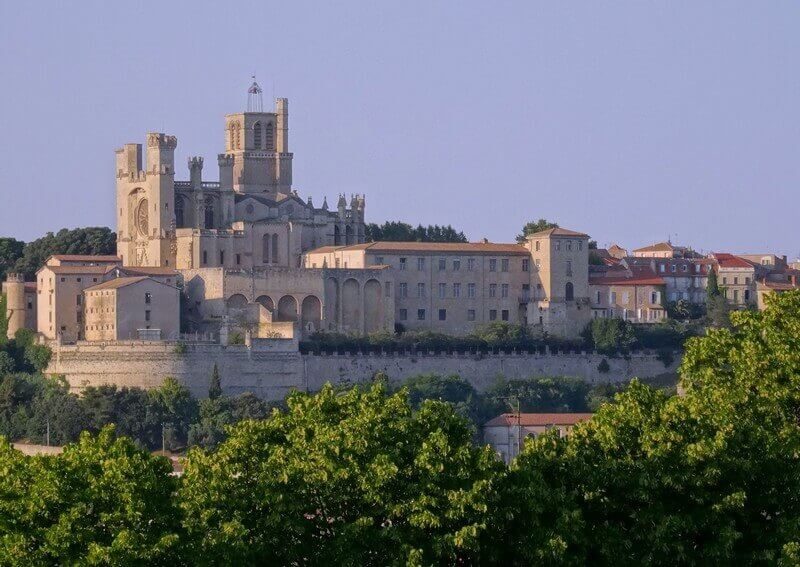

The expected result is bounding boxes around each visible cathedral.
[115,81,366,271]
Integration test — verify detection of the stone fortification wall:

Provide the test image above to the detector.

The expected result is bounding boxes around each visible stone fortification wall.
[48,341,680,402]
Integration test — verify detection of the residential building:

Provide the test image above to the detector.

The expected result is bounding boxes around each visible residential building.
[589,264,667,323]
[484,413,593,463]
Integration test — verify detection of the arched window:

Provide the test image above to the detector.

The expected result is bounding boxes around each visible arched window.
[334,225,341,245]
[174,197,185,228]
[345,225,354,245]
[253,122,262,149]
[565,282,574,301]
[262,234,270,264]
[272,234,279,264]
[204,197,215,229]
[265,123,275,150]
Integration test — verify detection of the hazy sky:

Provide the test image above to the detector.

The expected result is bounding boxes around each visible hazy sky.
[1,2,799,257]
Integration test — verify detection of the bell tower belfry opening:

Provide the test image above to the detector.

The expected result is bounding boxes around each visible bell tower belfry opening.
[223,78,293,197]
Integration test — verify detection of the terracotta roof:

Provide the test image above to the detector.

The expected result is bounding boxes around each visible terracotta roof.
[39,265,116,275]
[116,266,179,277]
[633,242,677,253]
[305,246,342,254]
[759,280,799,291]
[485,413,593,427]
[309,241,530,255]
[85,276,177,292]
[590,265,665,286]
[713,253,754,269]
[526,227,589,238]
[49,255,121,263]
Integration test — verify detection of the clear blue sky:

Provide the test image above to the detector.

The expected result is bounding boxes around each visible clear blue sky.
[1,1,799,257]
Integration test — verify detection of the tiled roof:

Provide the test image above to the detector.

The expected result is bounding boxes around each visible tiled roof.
[116,266,179,277]
[526,227,589,238]
[633,242,675,253]
[485,413,593,427]
[589,265,665,286]
[84,276,150,291]
[713,253,754,269]
[50,255,121,263]
[759,280,799,291]
[308,241,530,255]
[39,265,116,275]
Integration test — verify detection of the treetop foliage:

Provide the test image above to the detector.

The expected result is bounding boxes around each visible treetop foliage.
[1,227,116,281]
[516,218,559,243]
[365,221,468,243]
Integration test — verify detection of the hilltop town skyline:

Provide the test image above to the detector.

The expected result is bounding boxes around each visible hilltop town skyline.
[2,2,799,255]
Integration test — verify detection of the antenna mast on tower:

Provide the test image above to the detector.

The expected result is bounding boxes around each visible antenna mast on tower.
[247,76,263,112]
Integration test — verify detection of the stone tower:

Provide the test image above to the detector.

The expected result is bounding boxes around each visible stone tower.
[115,133,178,267]
[223,95,293,196]
[4,273,26,340]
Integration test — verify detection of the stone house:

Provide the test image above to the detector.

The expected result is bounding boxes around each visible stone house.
[484,413,593,463]
[589,264,667,323]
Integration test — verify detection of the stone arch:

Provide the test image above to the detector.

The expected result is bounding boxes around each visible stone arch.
[342,278,361,332]
[301,295,322,332]
[253,121,263,149]
[226,294,248,309]
[255,295,274,312]
[345,225,354,245]
[325,277,339,328]
[363,279,382,334]
[565,281,574,301]
[276,295,298,322]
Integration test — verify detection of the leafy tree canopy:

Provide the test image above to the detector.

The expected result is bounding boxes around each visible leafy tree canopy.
[0,238,25,282]
[365,221,467,243]
[0,427,181,565]
[180,383,502,565]
[12,227,116,280]
[516,218,558,243]
[491,290,800,565]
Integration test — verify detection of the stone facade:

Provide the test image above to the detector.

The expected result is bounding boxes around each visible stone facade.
[84,277,180,341]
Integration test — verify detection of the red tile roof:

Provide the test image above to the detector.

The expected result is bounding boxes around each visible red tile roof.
[713,253,754,269]
[50,255,121,263]
[307,241,530,255]
[589,265,665,286]
[526,227,589,238]
[485,413,593,427]
[40,265,116,275]
[633,242,677,253]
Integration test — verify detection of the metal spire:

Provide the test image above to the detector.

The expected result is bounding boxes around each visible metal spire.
[247,75,263,112]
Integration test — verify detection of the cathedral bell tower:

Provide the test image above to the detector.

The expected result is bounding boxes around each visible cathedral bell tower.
[221,79,293,197]
[115,133,177,267]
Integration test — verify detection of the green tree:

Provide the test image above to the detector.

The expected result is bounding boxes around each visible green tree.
[148,377,198,450]
[583,317,636,354]
[491,290,800,564]
[516,218,558,243]
[0,237,25,282]
[706,267,720,299]
[0,427,181,565]
[365,221,468,243]
[180,383,502,565]
[187,392,272,449]
[13,227,116,280]
[208,363,222,400]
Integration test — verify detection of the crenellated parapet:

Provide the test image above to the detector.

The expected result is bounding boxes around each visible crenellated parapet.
[147,133,178,149]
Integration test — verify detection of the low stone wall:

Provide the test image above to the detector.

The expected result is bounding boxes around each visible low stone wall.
[48,341,680,401]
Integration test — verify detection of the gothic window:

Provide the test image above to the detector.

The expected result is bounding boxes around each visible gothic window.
[346,225,354,245]
[261,234,276,264]
[272,234,279,263]
[565,282,574,301]
[175,197,185,228]
[254,122,262,149]
[204,197,215,229]
[135,199,149,237]
[265,123,275,150]
[334,225,341,245]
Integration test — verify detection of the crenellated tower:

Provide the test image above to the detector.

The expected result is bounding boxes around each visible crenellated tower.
[115,133,178,267]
